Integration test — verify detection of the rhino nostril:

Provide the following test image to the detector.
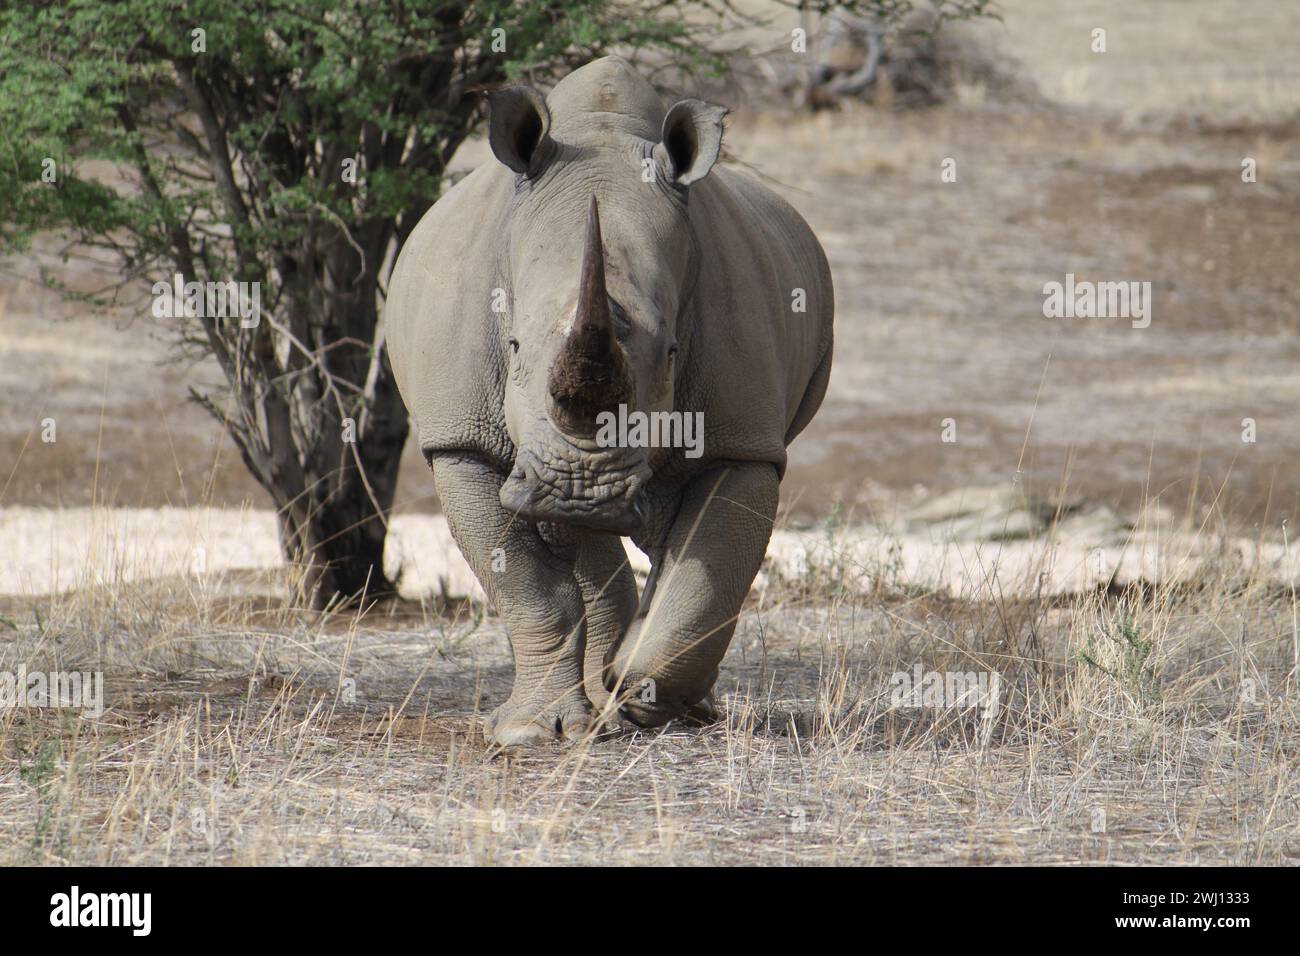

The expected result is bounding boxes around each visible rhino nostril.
[547,388,625,438]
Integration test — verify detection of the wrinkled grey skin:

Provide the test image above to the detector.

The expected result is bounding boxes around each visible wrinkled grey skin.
[387,57,833,746]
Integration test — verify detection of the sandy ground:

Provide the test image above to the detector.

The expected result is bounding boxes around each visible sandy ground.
[3,488,1299,602]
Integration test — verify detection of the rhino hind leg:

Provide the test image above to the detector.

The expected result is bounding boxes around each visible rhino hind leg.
[605,462,779,727]
[430,452,597,747]
[571,534,640,717]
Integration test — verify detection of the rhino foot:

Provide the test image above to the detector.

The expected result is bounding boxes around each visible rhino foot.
[483,691,602,749]
[619,690,719,729]
[606,626,721,729]
[684,691,720,724]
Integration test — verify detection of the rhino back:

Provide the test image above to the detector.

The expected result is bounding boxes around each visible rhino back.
[679,165,834,475]
[387,166,515,468]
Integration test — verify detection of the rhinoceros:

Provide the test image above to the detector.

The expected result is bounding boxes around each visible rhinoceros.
[387,56,833,746]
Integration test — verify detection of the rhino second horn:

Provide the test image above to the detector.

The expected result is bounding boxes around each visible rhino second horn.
[547,195,632,433]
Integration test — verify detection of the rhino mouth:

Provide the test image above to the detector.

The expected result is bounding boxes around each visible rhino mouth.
[499,441,650,534]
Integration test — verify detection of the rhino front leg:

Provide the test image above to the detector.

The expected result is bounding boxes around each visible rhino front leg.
[431,452,595,747]
[572,534,639,715]
[607,462,779,726]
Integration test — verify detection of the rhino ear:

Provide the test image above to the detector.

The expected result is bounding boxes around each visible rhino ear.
[487,85,552,175]
[654,99,728,187]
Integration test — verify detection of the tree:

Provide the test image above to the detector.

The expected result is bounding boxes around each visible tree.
[0,0,719,608]
[758,1,1001,108]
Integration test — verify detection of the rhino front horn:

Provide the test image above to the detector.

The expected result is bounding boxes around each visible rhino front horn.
[547,195,632,434]
[576,195,612,339]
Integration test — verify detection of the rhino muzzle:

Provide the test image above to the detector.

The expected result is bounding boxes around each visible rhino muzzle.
[499,444,650,534]
[546,195,633,437]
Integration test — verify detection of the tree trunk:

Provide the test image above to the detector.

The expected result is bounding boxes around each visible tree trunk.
[262,234,410,610]
[274,354,409,610]
[278,369,405,608]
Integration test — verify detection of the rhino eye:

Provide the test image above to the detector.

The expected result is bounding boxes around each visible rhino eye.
[608,299,632,336]
[508,338,520,354]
